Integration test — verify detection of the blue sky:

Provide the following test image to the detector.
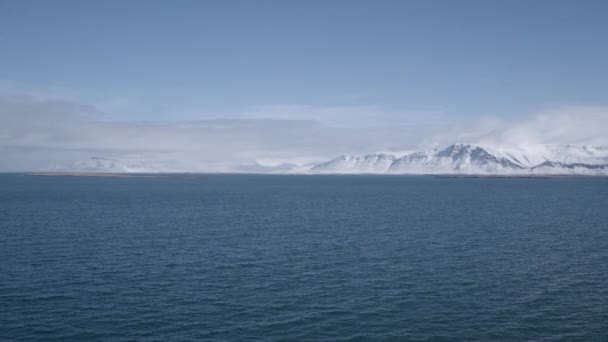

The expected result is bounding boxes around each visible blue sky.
[2,0,608,121]
[1,1,608,170]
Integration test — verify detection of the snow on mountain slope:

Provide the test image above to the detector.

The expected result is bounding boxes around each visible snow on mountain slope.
[483,144,608,167]
[50,144,608,175]
[388,144,525,174]
[308,144,608,175]
[310,153,398,173]
[530,161,608,174]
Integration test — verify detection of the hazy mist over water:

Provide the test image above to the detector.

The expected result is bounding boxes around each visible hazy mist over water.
[2,174,608,341]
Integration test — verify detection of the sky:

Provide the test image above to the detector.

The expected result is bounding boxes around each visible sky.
[1,0,608,171]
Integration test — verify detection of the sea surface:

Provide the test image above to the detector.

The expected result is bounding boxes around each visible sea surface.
[1,174,608,341]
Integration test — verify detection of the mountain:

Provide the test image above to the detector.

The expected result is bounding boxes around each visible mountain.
[309,153,398,173]
[530,161,608,174]
[389,144,525,174]
[308,144,608,175]
[50,144,608,175]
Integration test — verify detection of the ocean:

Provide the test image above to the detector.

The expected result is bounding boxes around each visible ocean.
[1,174,608,341]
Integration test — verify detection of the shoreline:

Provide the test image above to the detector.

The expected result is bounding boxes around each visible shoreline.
[28,173,208,179]
[23,172,608,179]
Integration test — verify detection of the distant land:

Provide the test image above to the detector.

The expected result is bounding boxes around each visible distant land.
[27,173,607,179]
[29,173,207,179]
[304,144,608,175]
[49,143,608,176]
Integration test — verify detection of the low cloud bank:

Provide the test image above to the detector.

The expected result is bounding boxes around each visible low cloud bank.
[1,94,606,171]
[444,107,608,148]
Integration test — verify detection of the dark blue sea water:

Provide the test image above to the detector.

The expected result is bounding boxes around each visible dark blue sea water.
[1,174,608,341]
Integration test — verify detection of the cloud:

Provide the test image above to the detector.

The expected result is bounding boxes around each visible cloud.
[0,95,432,171]
[425,106,608,148]
[239,104,445,128]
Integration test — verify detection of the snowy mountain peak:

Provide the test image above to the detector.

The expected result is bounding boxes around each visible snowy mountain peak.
[309,143,608,175]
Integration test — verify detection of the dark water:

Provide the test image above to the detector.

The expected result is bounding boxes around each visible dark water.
[1,174,608,341]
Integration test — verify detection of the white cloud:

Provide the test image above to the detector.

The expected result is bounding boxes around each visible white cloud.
[424,106,608,148]
[240,104,445,128]
[0,95,430,171]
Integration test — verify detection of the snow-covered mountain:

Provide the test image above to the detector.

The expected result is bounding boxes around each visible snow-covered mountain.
[49,144,608,175]
[308,144,608,175]
[310,153,398,173]
[389,144,527,174]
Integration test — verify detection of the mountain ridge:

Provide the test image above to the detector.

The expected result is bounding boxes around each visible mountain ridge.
[51,143,608,175]
[305,143,608,175]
